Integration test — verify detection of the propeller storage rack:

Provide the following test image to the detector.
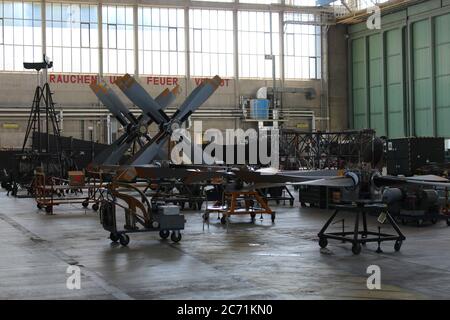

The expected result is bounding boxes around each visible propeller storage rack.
[318,199,406,255]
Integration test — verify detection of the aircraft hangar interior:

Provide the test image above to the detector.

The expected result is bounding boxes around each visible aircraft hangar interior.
[0,0,450,303]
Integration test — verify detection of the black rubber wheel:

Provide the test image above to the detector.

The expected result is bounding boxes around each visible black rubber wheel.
[416,219,423,227]
[82,201,89,208]
[394,240,402,252]
[37,203,43,210]
[119,234,130,246]
[220,216,227,225]
[45,206,52,213]
[171,231,182,243]
[431,218,438,224]
[352,243,362,255]
[271,213,276,223]
[289,200,294,207]
[276,200,280,205]
[197,201,203,210]
[92,203,99,211]
[447,219,450,226]
[250,213,256,222]
[401,219,407,225]
[110,232,120,242]
[159,230,170,239]
[319,237,328,248]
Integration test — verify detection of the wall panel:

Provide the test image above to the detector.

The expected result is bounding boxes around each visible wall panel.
[385,28,405,137]
[434,13,450,137]
[351,37,367,129]
[349,2,450,138]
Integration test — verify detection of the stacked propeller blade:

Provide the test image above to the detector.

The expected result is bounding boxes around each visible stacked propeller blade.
[114,74,221,166]
[89,78,180,166]
[90,74,220,167]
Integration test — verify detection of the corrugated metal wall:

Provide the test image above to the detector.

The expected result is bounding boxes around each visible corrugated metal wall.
[348,0,450,138]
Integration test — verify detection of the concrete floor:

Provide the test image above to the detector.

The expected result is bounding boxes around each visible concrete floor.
[1,190,450,300]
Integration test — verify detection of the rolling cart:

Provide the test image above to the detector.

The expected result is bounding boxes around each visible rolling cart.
[318,200,406,255]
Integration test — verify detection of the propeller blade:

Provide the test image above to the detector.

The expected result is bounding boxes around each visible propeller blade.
[103,140,135,165]
[115,74,169,125]
[172,75,221,123]
[235,169,339,184]
[156,85,181,110]
[374,174,450,188]
[90,131,129,165]
[101,83,138,124]
[296,176,356,188]
[128,133,170,165]
[90,82,129,127]
[129,165,225,183]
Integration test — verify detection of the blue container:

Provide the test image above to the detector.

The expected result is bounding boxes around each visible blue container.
[249,99,269,119]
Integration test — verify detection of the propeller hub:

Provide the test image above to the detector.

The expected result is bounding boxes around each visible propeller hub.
[138,125,147,135]
[163,120,181,134]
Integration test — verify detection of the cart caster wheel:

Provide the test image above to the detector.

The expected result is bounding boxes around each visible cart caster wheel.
[82,201,89,208]
[110,232,120,243]
[290,200,294,207]
[220,216,227,225]
[92,203,99,211]
[159,230,170,239]
[250,213,256,222]
[197,201,203,210]
[416,219,423,227]
[37,203,43,210]
[431,218,438,224]
[171,231,182,243]
[394,240,402,252]
[271,213,276,223]
[319,237,328,248]
[276,200,280,205]
[447,219,450,226]
[401,219,407,225]
[119,234,130,246]
[352,244,362,255]
[45,206,52,213]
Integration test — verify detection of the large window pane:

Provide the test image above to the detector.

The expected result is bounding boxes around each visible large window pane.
[238,11,279,79]
[0,1,41,71]
[138,6,185,76]
[283,12,321,79]
[102,5,133,74]
[189,8,233,77]
[46,2,98,73]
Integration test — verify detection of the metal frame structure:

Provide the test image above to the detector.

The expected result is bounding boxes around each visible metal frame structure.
[279,128,376,170]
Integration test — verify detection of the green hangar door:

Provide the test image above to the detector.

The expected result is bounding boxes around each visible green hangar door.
[385,28,405,138]
[412,19,433,137]
[350,28,406,138]
[368,33,385,136]
[434,13,450,138]
[349,2,450,139]
[412,15,450,137]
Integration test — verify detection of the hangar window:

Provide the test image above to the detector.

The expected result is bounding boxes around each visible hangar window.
[138,7,185,76]
[46,2,98,73]
[189,9,234,77]
[283,12,321,79]
[238,11,280,79]
[102,5,133,75]
[0,1,42,71]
